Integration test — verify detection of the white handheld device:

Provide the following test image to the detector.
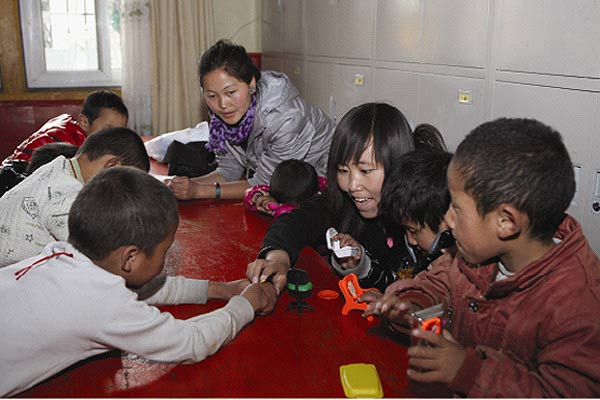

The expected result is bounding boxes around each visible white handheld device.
[326,227,359,258]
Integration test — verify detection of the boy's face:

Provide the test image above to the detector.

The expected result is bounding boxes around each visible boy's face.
[80,108,128,135]
[127,226,177,288]
[446,165,498,265]
[403,219,441,253]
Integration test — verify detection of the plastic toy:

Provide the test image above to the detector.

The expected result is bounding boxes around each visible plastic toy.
[326,227,359,258]
[338,273,379,321]
[410,303,445,346]
[339,363,383,398]
[286,268,314,314]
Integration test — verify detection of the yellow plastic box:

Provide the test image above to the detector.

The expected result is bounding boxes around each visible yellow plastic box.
[339,363,383,398]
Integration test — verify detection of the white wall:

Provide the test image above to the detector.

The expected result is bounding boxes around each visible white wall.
[261,0,600,255]
[213,0,261,52]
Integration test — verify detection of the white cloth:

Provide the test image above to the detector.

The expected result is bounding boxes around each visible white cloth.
[0,156,82,267]
[0,242,254,397]
[144,121,210,162]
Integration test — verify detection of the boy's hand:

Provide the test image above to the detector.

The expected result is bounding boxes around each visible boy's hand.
[406,328,466,384]
[359,290,413,328]
[207,279,251,301]
[241,282,278,316]
[246,249,291,294]
[332,233,362,269]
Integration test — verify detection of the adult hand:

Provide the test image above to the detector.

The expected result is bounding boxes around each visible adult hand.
[165,175,195,200]
[406,328,466,384]
[332,232,363,269]
[246,249,291,295]
[241,282,278,316]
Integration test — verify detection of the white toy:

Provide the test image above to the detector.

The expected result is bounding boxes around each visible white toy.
[326,227,359,258]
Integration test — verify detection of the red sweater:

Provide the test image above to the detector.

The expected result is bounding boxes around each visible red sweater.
[3,114,86,164]
[395,215,600,397]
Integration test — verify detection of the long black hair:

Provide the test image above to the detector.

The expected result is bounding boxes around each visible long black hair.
[325,103,446,236]
[199,39,261,87]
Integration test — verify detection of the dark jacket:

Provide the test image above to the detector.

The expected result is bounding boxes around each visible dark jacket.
[260,191,410,291]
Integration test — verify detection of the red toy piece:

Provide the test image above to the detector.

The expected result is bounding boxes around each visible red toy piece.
[338,273,379,321]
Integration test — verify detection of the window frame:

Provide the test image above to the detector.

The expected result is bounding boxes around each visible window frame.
[19,0,120,88]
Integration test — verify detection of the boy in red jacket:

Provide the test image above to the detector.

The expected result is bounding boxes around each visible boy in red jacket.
[362,118,600,397]
[0,90,128,196]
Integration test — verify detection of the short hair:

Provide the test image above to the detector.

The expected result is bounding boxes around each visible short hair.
[270,159,319,205]
[68,166,179,260]
[26,142,79,174]
[81,90,129,123]
[76,127,150,172]
[381,150,453,232]
[452,117,575,240]
[199,39,261,87]
[325,102,446,235]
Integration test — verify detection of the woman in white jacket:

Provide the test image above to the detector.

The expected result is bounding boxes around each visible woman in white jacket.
[167,40,335,201]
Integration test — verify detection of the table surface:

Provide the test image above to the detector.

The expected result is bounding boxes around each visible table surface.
[17,162,449,398]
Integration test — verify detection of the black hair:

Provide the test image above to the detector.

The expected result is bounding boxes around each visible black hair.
[76,127,150,172]
[26,142,79,174]
[325,102,446,236]
[199,39,261,87]
[380,150,453,232]
[270,159,319,205]
[81,90,129,123]
[68,166,179,260]
[452,117,575,240]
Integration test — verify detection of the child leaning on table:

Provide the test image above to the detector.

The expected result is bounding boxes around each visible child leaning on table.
[361,118,600,397]
[380,149,456,273]
[244,159,326,218]
[0,166,277,397]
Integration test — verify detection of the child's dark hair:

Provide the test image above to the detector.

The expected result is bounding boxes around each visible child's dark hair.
[452,117,575,240]
[81,90,129,123]
[326,102,446,236]
[76,127,150,172]
[270,159,319,205]
[68,166,179,260]
[381,150,453,232]
[199,39,261,87]
[26,143,79,174]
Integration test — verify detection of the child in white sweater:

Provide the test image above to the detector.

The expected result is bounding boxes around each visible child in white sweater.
[0,166,277,397]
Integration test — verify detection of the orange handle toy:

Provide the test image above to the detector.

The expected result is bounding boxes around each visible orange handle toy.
[421,317,442,334]
[338,273,379,321]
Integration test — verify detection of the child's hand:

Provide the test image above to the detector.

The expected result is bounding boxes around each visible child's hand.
[207,279,251,301]
[406,328,466,384]
[241,282,278,316]
[359,290,413,328]
[332,233,362,269]
[254,193,278,215]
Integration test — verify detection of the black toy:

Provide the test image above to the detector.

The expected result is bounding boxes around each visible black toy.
[286,268,314,314]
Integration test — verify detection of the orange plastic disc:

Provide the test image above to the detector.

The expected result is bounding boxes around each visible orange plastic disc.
[318,289,340,300]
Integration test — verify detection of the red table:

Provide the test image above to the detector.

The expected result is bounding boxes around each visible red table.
[17,160,449,397]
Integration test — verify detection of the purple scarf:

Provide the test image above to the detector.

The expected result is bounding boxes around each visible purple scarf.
[206,94,257,154]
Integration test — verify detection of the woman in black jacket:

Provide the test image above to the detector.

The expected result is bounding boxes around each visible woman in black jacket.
[246,103,445,293]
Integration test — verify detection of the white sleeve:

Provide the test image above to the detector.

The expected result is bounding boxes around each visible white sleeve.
[97,294,254,364]
[143,276,209,305]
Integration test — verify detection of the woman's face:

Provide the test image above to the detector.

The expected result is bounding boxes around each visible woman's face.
[337,143,385,219]
[202,67,255,125]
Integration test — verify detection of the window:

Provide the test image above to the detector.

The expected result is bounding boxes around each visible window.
[19,0,122,88]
